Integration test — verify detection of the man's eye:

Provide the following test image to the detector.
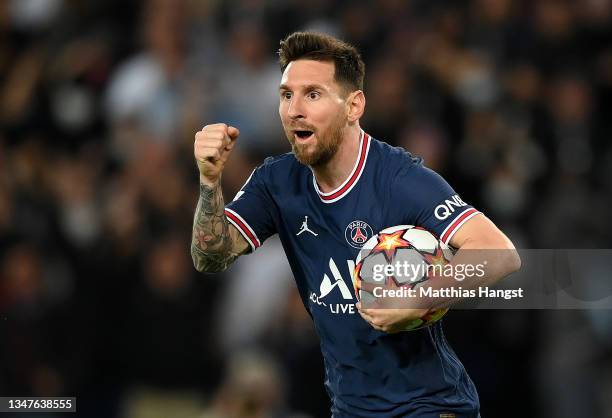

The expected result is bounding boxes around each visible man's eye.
[282,92,292,100]
[308,92,320,100]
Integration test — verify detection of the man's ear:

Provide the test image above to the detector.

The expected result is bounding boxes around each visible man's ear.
[346,90,365,122]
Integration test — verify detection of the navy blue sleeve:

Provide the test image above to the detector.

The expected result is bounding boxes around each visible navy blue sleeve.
[224,164,277,252]
[393,164,481,245]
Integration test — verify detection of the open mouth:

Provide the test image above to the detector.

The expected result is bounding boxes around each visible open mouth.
[294,130,314,141]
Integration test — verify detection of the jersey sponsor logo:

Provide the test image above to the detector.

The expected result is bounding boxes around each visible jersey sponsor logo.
[296,216,318,236]
[309,258,357,315]
[345,220,373,249]
[434,194,467,220]
[320,259,353,300]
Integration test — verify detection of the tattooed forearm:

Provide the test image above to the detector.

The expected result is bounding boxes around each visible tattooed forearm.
[191,183,248,272]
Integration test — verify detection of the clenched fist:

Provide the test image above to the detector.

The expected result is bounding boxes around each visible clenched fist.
[194,123,239,186]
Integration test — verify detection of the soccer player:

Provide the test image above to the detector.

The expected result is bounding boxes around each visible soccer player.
[191,32,520,418]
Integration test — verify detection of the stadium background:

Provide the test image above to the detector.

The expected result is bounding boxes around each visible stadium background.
[1,0,611,417]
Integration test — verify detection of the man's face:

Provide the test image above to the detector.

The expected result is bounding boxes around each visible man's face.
[279,60,349,167]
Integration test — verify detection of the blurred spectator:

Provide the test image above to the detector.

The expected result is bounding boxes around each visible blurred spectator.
[210,21,287,159]
[215,237,293,352]
[201,350,291,418]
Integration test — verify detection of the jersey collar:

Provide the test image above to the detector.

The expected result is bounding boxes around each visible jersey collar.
[312,130,371,204]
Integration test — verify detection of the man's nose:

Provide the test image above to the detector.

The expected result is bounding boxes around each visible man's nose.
[287,97,305,119]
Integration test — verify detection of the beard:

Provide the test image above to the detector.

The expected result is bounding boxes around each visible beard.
[284,116,345,167]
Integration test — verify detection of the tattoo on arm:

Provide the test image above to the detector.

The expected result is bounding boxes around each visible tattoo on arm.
[190,183,249,272]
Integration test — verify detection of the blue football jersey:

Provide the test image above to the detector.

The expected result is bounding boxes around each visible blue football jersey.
[225,131,482,418]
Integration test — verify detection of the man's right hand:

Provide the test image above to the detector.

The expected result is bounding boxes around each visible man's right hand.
[194,123,240,186]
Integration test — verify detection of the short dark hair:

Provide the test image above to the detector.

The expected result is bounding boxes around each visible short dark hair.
[278,32,365,92]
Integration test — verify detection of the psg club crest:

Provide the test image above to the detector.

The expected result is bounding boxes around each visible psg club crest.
[345,220,373,249]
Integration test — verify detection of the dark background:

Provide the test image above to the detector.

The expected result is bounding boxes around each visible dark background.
[1,0,611,417]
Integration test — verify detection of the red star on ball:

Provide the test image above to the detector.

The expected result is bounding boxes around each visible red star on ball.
[422,247,449,279]
[353,262,362,293]
[422,247,448,267]
[372,230,412,262]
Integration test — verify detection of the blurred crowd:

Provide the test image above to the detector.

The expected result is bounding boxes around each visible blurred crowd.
[1,0,611,417]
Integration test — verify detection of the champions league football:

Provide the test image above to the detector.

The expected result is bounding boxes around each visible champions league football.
[353,225,454,331]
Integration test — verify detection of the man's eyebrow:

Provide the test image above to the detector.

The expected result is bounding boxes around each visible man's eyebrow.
[303,83,326,91]
[279,83,326,91]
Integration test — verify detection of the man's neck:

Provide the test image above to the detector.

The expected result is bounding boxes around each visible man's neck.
[312,124,361,193]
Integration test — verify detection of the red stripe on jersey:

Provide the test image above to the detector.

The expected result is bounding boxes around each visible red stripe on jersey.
[224,208,261,249]
[441,208,479,244]
[318,133,370,201]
